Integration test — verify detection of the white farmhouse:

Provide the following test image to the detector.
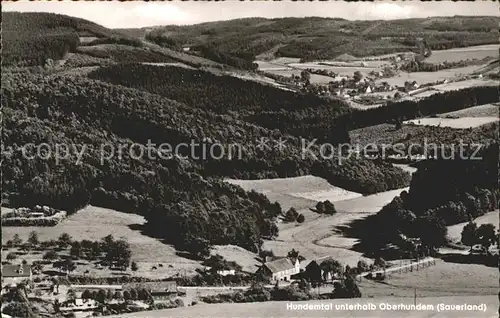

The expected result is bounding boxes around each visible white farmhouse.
[255,257,300,282]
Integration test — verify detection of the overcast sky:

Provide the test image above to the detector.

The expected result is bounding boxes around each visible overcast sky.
[3,1,499,28]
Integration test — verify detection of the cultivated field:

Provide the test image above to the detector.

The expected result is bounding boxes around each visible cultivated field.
[107,294,498,318]
[447,211,499,243]
[438,103,499,118]
[360,259,498,298]
[227,176,408,266]
[432,78,498,91]
[425,44,499,64]
[404,117,498,129]
[376,65,481,86]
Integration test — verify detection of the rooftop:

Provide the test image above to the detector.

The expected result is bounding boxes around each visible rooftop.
[263,257,297,273]
[2,264,32,278]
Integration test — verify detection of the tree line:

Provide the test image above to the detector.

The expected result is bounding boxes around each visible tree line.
[355,142,499,255]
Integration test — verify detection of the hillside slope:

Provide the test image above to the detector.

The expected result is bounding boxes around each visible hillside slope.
[2,12,141,66]
[146,16,499,60]
[1,70,411,253]
[2,12,228,70]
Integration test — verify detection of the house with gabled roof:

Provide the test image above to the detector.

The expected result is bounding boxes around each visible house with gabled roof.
[1,264,32,286]
[255,257,300,282]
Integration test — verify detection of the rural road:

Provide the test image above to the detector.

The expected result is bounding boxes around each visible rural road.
[178,282,292,291]
[178,258,436,292]
[357,257,436,278]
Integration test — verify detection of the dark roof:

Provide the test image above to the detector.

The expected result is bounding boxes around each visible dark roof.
[306,256,335,269]
[2,264,32,277]
[263,258,296,274]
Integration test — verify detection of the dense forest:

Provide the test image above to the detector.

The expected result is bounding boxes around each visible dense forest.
[2,71,410,252]
[354,143,499,255]
[88,63,352,144]
[145,16,499,60]
[195,46,258,70]
[2,12,141,66]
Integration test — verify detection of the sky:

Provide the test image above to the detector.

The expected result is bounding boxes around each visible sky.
[3,1,499,29]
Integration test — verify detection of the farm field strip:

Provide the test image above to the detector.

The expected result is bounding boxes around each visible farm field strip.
[432,78,498,91]
[438,103,499,118]
[404,117,498,129]
[375,65,482,86]
[289,189,363,203]
[425,44,499,64]
[369,260,498,296]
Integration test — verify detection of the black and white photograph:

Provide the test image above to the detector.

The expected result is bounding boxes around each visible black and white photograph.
[1,1,499,317]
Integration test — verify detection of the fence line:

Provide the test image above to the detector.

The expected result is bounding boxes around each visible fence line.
[357,257,436,281]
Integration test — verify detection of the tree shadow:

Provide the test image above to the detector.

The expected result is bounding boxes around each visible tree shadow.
[331,214,381,256]
[128,223,171,246]
[440,253,498,268]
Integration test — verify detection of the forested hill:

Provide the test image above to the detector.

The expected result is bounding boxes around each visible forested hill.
[1,12,226,69]
[2,71,410,253]
[88,63,352,143]
[144,16,500,60]
[2,12,142,66]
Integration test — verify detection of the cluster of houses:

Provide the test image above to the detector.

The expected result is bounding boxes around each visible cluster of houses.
[1,264,181,315]
[255,256,342,283]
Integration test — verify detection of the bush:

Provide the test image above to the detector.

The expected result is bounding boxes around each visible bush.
[6,252,17,260]
[297,214,305,223]
[374,257,387,269]
[357,260,370,272]
[131,261,139,271]
[331,276,361,299]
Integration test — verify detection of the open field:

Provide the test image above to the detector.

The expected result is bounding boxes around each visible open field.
[432,78,498,91]
[108,294,498,318]
[226,176,362,210]
[360,259,497,298]
[438,103,499,118]
[404,117,498,129]
[1,206,202,278]
[333,188,409,214]
[227,176,407,266]
[425,44,499,64]
[447,211,499,243]
[211,245,259,273]
[376,65,481,86]
[229,71,296,91]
